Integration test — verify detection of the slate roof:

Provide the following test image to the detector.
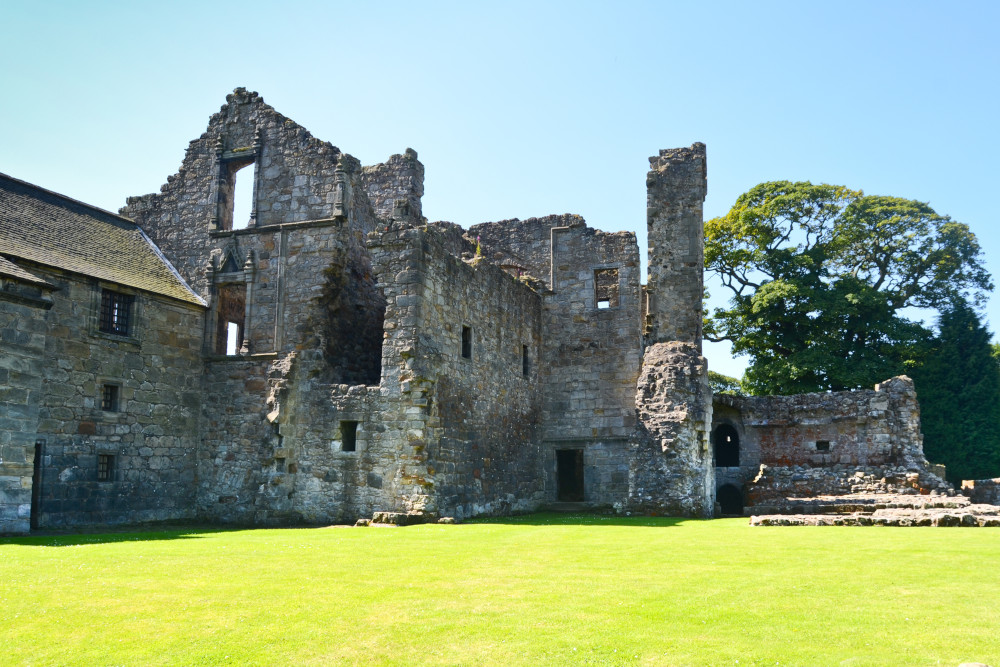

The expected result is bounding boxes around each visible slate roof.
[0,173,204,306]
[0,254,51,286]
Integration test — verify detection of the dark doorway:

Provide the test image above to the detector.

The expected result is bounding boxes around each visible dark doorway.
[713,424,740,467]
[718,484,744,516]
[30,440,43,530]
[556,449,584,501]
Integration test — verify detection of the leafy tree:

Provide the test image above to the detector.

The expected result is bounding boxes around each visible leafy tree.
[911,300,1000,483]
[708,371,744,396]
[705,181,991,395]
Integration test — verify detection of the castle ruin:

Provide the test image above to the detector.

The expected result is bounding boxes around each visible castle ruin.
[0,89,961,533]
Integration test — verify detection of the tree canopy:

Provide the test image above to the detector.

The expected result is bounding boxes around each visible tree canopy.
[911,300,1000,483]
[705,181,991,395]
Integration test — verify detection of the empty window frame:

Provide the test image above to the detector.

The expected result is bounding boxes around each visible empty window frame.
[218,157,256,231]
[816,440,831,452]
[97,454,115,482]
[99,289,135,336]
[341,421,359,452]
[461,326,472,359]
[215,283,247,355]
[100,384,120,412]
[522,344,530,377]
[594,268,619,309]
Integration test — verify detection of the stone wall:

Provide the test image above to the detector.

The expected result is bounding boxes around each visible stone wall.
[630,342,714,516]
[962,478,1000,505]
[361,149,424,223]
[470,214,587,285]
[645,144,706,349]
[0,273,53,533]
[25,268,204,528]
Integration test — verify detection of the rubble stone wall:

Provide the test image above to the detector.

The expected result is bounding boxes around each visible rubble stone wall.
[0,275,52,533]
[25,268,204,528]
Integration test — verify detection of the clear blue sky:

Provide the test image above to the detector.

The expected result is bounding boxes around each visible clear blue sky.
[3,0,998,378]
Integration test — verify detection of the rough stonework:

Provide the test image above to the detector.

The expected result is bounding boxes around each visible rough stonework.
[0,88,978,533]
[962,478,1000,505]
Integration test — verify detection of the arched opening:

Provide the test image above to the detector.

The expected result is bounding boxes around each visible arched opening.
[718,484,744,516]
[713,423,740,467]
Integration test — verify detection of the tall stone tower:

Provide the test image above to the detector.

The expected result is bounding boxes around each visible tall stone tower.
[629,143,714,518]
[644,143,707,349]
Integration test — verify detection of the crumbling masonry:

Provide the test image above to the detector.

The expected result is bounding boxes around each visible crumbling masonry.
[0,89,957,532]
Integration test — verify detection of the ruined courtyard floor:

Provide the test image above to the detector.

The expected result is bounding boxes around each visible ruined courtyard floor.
[2,516,998,666]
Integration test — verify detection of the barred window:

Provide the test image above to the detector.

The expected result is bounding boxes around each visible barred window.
[97,454,115,482]
[101,384,120,412]
[99,290,134,336]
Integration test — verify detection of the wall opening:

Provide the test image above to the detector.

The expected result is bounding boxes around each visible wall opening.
[556,449,585,502]
[100,384,120,412]
[318,260,387,385]
[30,440,43,531]
[218,157,255,231]
[341,421,359,452]
[97,454,115,482]
[522,344,530,377]
[816,440,830,452]
[98,289,135,336]
[713,424,740,467]
[717,484,744,516]
[594,268,619,309]
[215,283,246,355]
[462,326,472,359]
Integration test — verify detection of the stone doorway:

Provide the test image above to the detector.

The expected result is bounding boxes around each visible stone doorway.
[556,449,584,502]
[718,483,744,516]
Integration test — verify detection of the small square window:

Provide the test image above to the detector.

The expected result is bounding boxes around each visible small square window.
[97,454,115,482]
[816,440,830,452]
[99,289,134,336]
[341,421,359,452]
[101,384,120,412]
[594,268,619,309]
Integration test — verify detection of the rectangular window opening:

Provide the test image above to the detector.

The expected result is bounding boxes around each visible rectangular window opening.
[461,326,472,359]
[97,454,115,482]
[594,268,619,309]
[219,158,256,231]
[99,290,134,336]
[522,344,530,377]
[101,384,120,412]
[341,421,359,452]
[816,440,831,452]
[215,284,246,355]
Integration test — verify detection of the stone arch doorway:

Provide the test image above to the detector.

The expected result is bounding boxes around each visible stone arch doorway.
[717,484,744,516]
[713,423,740,467]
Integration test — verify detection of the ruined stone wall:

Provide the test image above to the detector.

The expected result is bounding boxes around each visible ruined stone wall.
[22,269,204,528]
[711,397,762,497]
[645,144,706,349]
[630,342,714,516]
[0,275,52,533]
[470,214,586,285]
[731,377,951,504]
[402,225,544,518]
[361,149,424,223]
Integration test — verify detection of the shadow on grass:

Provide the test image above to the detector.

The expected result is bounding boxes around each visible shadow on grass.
[466,512,702,527]
[1,522,243,547]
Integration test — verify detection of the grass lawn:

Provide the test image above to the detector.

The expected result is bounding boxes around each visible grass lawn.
[1,515,998,666]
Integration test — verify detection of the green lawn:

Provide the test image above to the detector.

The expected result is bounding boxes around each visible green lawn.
[1,515,998,666]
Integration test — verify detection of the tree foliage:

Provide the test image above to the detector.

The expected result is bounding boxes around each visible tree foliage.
[705,181,991,395]
[911,300,1000,483]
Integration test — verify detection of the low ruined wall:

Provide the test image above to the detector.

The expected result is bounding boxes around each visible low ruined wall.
[962,478,1000,505]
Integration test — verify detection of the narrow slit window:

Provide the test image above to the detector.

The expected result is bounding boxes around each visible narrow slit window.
[341,421,359,452]
[97,454,115,482]
[522,344,530,377]
[226,322,240,355]
[462,326,472,359]
[594,268,619,309]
